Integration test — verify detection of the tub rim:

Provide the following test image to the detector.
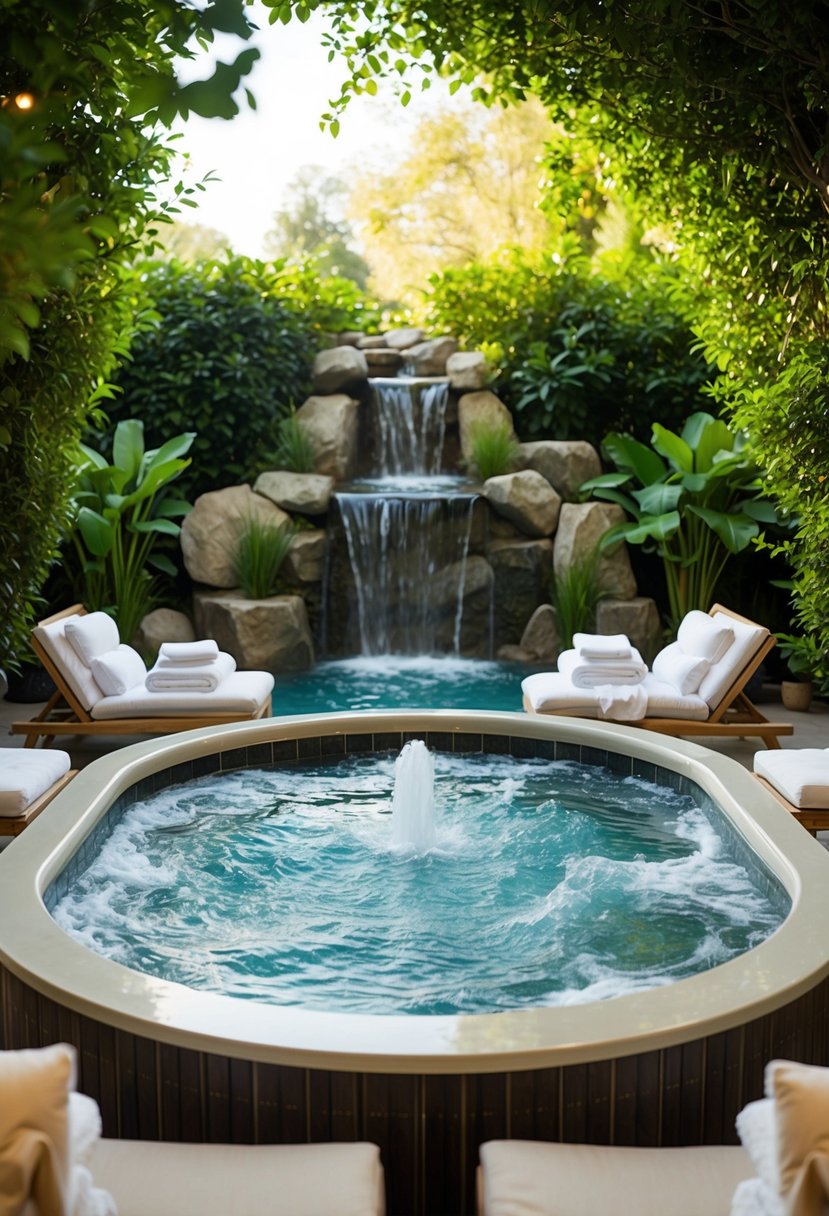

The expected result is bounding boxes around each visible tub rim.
[1,709,828,1075]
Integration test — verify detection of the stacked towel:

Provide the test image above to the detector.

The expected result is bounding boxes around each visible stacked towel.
[572,632,632,661]
[145,648,235,693]
[158,640,220,665]
[558,645,647,688]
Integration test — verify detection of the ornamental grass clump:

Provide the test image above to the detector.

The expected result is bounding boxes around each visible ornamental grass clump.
[467,420,521,481]
[235,516,297,600]
[273,406,315,473]
[550,550,605,651]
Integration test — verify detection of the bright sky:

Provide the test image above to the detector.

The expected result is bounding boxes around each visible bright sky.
[174,10,450,258]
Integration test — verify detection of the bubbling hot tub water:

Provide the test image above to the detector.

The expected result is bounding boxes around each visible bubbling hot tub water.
[51,740,782,1017]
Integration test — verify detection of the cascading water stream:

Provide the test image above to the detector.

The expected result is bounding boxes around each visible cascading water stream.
[369,378,449,477]
[390,740,436,853]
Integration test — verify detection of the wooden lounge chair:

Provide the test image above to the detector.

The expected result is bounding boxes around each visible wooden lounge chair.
[0,749,76,835]
[10,605,274,749]
[522,604,793,749]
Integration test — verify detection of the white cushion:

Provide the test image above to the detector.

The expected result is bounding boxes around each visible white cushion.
[0,1044,75,1209]
[652,641,711,695]
[90,645,147,697]
[0,749,71,816]
[521,671,709,721]
[754,749,829,810]
[766,1059,829,1198]
[90,670,275,719]
[697,613,767,709]
[87,1139,385,1216]
[64,612,120,666]
[677,610,735,664]
[34,616,104,711]
[478,1140,753,1216]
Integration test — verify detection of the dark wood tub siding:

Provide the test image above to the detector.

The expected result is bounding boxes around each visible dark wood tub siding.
[3,966,829,1216]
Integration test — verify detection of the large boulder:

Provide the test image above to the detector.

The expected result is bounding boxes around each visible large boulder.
[596,597,663,663]
[488,538,554,646]
[283,530,327,584]
[403,335,458,376]
[356,334,387,349]
[484,470,562,538]
[295,393,360,481]
[311,346,368,394]
[520,440,601,501]
[180,485,290,589]
[520,604,561,660]
[457,391,516,464]
[364,348,404,375]
[553,502,637,600]
[446,351,490,392]
[135,608,194,661]
[193,592,314,672]
[384,326,424,351]
[254,471,335,515]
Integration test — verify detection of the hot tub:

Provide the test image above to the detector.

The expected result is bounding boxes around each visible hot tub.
[2,711,828,1215]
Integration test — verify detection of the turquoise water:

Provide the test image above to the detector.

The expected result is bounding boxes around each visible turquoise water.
[274,657,531,715]
[52,752,782,1016]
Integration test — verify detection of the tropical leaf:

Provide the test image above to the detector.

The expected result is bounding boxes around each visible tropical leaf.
[632,482,683,514]
[602,432,667,484]
[651,423,692,472]
[687,505,759,552]
[76,507,115,557]
[112,419,145,482]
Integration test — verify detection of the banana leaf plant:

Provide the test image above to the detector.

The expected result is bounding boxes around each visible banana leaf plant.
[581,412,778,629]
[65,419,195,644]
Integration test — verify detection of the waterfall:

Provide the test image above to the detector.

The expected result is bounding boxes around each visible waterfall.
[335,491,479,656]
[370,378,449,476]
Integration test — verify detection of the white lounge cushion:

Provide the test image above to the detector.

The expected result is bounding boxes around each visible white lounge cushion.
[697,613,767,710]
[64,611,120,667]
[90,670,274,719]
[87,1139,385,1216]
[0,749,71,816]
[677,609,735,664]
[754,749,829,810]
[90,645,147,697]
[34,614,105,712]
[521,671,709,721]
[652,641,711,695]
[478,1139,753,1216]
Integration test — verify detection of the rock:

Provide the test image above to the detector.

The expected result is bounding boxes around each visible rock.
[254,471,335,516]
[596,597,663,663]
[553,502,637,600]
[403,335,458,375]
[458,390,516,464]
[193,592,314,672]
[520,604,561,660]
[364,348,404,375]
[283,530,327,584]
[180,485,290,589]
[497,643,537,663]
[488,538,553,647]
[484,471,562,538]
[311,346,368,394]
[446,351,491,392]
[520,440,602,501]
[356,334,387,349]
[135,608,195,660]
[335,330,365,347]
[383,326,424,351]
[295,393,360,481]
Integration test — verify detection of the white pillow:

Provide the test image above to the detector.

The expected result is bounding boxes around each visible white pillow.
[651,641,711,695]
[767,1058,829,1197]
[64,612,120,667]
[90,644,147,697]
[677,609,735,664]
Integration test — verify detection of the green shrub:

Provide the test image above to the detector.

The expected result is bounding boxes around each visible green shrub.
[467,421,521,481]
[550,551,604,651]
[234,516,297,600]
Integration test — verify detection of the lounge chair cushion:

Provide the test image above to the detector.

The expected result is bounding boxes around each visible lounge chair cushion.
[478,1140,753,1216]
[64,611,120,667]
[521,671,709,720]
[651,641,711,695]
[90,670,275,719]
[90,645,147,697]
[677,609,735,664]
[86,1139,385,1216]
[0,749,72,816]
[697,612,767,710]
[34,615,105,711]
[754,749,829,810]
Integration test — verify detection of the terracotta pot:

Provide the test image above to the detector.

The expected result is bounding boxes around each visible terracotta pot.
[781,679,813,712]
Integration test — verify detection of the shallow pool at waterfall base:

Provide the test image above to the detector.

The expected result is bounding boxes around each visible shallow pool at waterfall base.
[50,753,784,1017]
[272,657,532,715]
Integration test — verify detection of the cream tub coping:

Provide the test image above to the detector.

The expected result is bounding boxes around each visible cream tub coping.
[1,710,828,1076]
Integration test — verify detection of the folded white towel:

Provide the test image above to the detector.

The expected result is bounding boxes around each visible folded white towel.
[158,639,220,665]
[573,632,632,661]
[595,683,649,720]
[729,1177,783,1216]
[145,651,236,693]
[558,648,647,688]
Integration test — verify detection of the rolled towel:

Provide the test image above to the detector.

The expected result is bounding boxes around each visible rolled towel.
[145,650,236,693]
[558,647,647,688]
[595,683,649,721]
[573,632,632,661]
[158,639,220,665]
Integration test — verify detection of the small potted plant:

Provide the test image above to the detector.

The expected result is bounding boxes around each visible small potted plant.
[776,633,822,712]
